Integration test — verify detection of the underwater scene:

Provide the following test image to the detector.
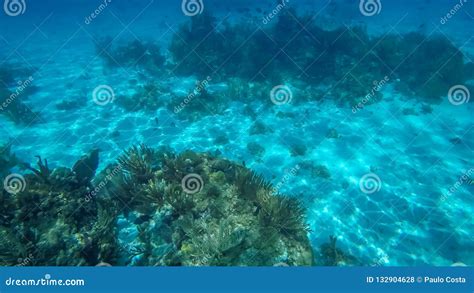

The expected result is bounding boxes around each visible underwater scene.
[0,0,473,267]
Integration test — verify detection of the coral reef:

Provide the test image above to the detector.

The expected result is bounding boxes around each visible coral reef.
[0,150,116,266]
[168,10,473,105]
[382,33,470,100]
[0,145,313,266]
[99,145,313,266]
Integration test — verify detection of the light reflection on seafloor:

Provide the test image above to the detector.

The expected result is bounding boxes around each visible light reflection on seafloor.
[0,0,473,266]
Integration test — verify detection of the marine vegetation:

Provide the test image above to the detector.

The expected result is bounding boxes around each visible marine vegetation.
[0,145,313,266]
[0,149,117,266]
[168,9,474,105]
[99,145,313,266]
[91,8,473,114]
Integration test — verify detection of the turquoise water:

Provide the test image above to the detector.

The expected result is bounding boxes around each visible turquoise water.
[0,0,473,266]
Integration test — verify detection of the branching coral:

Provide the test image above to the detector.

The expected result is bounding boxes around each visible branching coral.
[142,178,165,208]
[25,156,51,183]
[118,144,157,184]
[180,218,248,266]
[256,190,309,240]
[235,168,272,201]
[163,184,195,216]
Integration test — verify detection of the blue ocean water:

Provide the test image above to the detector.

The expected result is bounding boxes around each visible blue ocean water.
[0,0,473,266]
